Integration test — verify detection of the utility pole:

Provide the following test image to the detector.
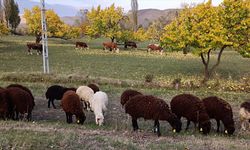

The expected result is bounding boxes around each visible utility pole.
[40,0,49,73]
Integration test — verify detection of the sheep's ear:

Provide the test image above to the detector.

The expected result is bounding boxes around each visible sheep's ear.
[200,128,203,132]
[225,130,228,134]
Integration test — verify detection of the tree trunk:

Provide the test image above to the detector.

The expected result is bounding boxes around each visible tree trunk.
[200,46,227,83]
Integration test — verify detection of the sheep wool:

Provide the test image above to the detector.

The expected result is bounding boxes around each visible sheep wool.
[89,91,108,126]
[203,96,235,135]
[124,94,182,136]
[61,91,86,124]
[76,86,94,110]
[87,83,100,93]
[120,89,142,106]
[239,100,250,130]
[171,94,211,134]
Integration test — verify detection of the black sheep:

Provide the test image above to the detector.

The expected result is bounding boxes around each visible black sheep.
[170,94,211,134]
[203,96,235,135]
[61,90,86,124]
[120,89,143,106]
[87,83,100,93]
[45,85,76,109]
[124,94,182,136]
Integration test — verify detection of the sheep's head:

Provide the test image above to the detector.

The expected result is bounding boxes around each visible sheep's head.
[224,125,235,135]
[76,113,86,125]
[199,120,211,135]
[168,114,182,133]
[96,114,104,126]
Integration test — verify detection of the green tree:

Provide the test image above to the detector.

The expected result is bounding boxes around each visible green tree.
[161,0,250,82]
[86,4,125,42]
[4,0,20,32]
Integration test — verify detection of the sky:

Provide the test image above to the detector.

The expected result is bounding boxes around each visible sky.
[32,0,224,11]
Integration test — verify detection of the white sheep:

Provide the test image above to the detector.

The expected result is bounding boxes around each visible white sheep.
[89,91,108,126]
[239,100,250,130]
[76,86,94,110]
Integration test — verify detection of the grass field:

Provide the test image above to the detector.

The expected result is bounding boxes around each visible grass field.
[0,35,250,149]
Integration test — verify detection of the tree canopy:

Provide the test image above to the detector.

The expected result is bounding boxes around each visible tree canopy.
[24,6,80,39]
[161,0,250,82]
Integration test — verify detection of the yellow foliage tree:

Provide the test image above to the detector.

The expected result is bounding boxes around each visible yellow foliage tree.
[86,4,125,42]
[161,0,250,82]
[24,6,80,39]
[0,23,9,35]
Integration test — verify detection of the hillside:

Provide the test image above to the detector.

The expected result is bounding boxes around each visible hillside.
[61,9,180,27]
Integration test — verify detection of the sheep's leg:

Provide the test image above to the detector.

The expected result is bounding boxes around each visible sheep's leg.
[185,120,190,130]
[48,99,51,108]
[66,112,73,123]
[154,120,161,136]
[132,118,139,131]
[27,111,32,121]
[15,111,19,120]
[216,119,220,132]
[51,100,56,109]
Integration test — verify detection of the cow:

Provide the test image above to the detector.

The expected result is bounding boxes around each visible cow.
[147,44,163,55]
[26,42,42,55]
[103,42,119,53]
[124,41,137,49]
[75,42,89,50]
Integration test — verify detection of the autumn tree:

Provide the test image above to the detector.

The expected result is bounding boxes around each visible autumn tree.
[24,6,80,39]
[86,4,125,42]
[161,0,249,82]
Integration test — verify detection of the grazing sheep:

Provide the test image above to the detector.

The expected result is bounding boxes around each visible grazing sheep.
[89,91,108,126]
[147,44,163,55]
[124,95,182,136]
[0,88,8,119]
[87,83,100,93]
[5,87,34,121]
[203,96,235,135]
[75,42,89,50]
[103,42,119,53]
[170,94,211,135]
[7,84,35,107]
[120,89,143,106]
[45,85,76,109]
[61,91,86,124]
[76,86,94,110]
[239,100,250,130]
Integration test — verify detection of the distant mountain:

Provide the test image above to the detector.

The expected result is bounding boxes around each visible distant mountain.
[60,9,180,27]
[137,9,179,27]
[15,0,79,17]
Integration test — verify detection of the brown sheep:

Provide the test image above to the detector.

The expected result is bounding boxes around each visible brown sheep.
[0,88,9,119]
[103,42,119,53]
[75,42,89,50]
[61,91,86,124]
[7,84,35,107]
[120,89,143,106]
[5,87,34,121]
[239,100,250,130]
[203,96,235,135]
[26,42,42,55]
[87,83,100,93]
[170,94,211,134]
[124,95,182,136]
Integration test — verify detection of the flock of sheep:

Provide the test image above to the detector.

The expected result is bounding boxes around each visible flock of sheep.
[0,83,250,137]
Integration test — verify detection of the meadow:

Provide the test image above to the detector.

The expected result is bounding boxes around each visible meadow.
[0,35,250,149]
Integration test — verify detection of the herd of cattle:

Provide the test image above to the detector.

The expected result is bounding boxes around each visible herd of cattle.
[26,41,163,55]
[0,84,250,137]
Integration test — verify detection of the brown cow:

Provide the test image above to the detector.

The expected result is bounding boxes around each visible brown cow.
[147,44,163,55]
[103,42,119,53]
[27,42,42,55]
[75,42,89,50]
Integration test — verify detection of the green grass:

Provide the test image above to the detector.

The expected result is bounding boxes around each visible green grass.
[0,35,250,149]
